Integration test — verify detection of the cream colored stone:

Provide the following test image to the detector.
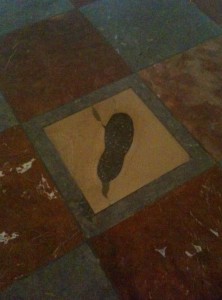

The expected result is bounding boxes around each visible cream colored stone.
[45,89,189,213]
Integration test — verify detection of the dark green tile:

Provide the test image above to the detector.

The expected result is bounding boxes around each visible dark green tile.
[82,0,222,71]
[0,0,73,37]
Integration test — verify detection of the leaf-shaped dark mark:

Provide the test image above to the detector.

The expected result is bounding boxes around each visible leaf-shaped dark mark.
[97,113,134,198]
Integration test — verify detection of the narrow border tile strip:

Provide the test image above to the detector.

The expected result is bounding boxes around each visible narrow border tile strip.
[23,74,215,238]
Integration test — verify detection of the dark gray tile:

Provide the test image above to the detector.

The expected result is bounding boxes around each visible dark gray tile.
[0,93,17,132]
[0,244,118,300]
[81,0,222,71]
[0,0,73,37]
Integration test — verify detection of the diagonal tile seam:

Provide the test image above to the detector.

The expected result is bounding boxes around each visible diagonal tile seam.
[0,0,75,39]
[22,74,215,238]
[0,242,119,299]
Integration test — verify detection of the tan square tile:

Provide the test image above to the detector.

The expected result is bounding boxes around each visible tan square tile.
[45,89,189,213]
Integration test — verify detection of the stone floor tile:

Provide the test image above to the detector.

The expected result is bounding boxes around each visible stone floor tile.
[91,167,222,300]
[0,244,117,300]
[45,89,189,213]
[139,36,222,161]
[194,0,222,25]
[0,93,17,132]
[0,11,131,122]
[81,0,222,71]
[0,0,73,37]
[0,126,83,291]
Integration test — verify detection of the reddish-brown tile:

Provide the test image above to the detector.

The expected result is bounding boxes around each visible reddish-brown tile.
[0,126,83,291]
[194,0,222,24]
[0,11,131,122]
[139,36,222,161]
[91,167,222,300]
[70,0,97,8]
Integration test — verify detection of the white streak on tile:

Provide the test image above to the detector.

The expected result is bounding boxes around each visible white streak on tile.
[155,247,167,258]
[0,231,19,245]
[185,251,194,258]
[185,244,202,258]
[16,158,35,174]
[189,211,203,226]
[209,228,219,237]
[192,244,202,253]
[36,174,57,200]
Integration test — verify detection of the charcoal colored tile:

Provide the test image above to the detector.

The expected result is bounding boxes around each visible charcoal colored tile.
[81,0,222,71]
[0,126,83,291]
[139,36,222,161]
[0,93,17,132]
[0,0,73,37]
[194,0,222,25]
[91,167,222,300]
[70,0,97,8]
[45,89,189,213]
[0,244,117,300]
[0,11,131,122]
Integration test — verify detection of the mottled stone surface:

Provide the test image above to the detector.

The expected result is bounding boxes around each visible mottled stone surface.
[82,0,222,71]
[194,0,222,24]
[0,11,131,122]
[0,93,17,132]
[0,244,117,299]
[45,89,189,213]
[140,36,222,161]
[70,0,97,8]
[91,167,222,300]
[0,126,83,291]
[0,0,73,37]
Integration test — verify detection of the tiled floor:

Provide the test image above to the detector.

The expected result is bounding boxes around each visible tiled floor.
[0,1,222,299]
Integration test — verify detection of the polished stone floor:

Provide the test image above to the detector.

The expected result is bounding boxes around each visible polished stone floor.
[0,1,222,299]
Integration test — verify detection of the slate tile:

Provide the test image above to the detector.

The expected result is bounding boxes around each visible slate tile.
[0,126,83,291]
[0,11,131,122]
[139,36,222,161]
[0,93,17,132]
[0,0,73,37]
[0,244,117,300]
[91,167,222,300]
[194,0,222,25]
[82,0,222,71]
[45,89,189,213]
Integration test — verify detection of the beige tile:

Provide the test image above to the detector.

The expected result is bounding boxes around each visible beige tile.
[45,89,189,213]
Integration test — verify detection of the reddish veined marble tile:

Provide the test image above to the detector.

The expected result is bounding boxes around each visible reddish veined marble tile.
[194,0,222,24]
[0,11,131,122]
[0,126,83,291]
[139,36,222,161]
[91,167,222,300]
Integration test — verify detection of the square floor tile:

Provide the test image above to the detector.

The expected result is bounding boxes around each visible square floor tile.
[45,89,189,213]
[0,245,117,299]
[0,0,73,37]
[139,36,222,161]
[0,126,83,291]
[194,0,222,25]
[81,0,222,71]
[0,11,131,122]
[91,167,222,299]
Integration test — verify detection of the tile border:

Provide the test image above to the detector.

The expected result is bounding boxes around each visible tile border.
[23,74,215,237]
